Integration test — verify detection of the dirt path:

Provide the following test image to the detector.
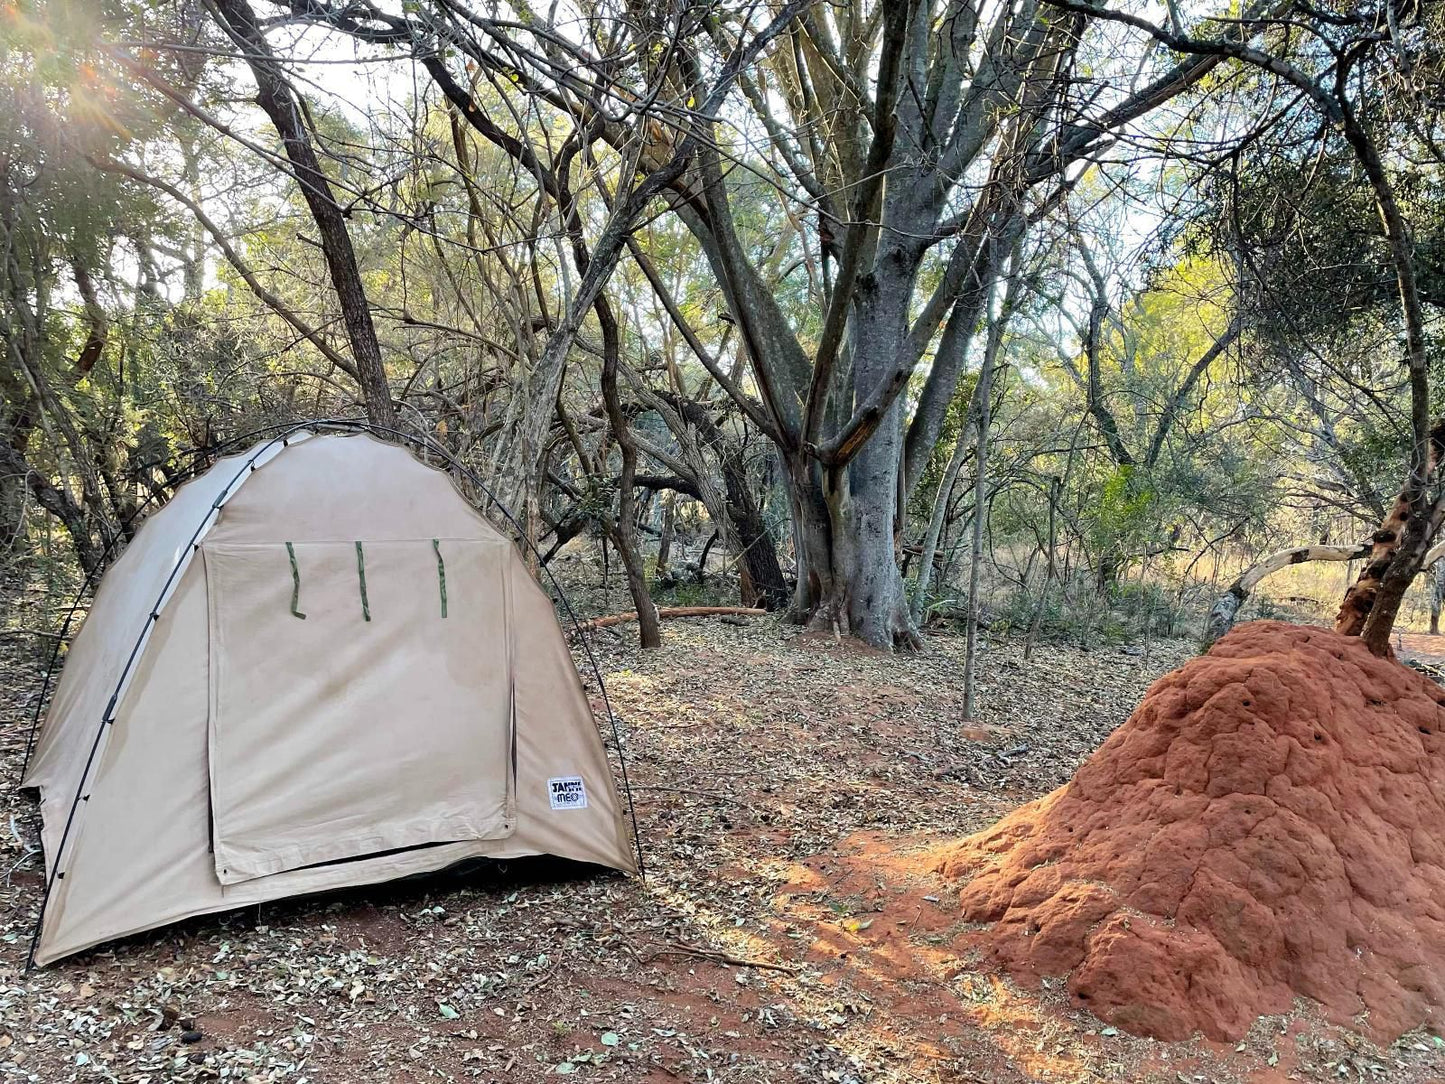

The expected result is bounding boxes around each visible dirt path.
[0,620,1440,1082]
[1396,630,1445,668]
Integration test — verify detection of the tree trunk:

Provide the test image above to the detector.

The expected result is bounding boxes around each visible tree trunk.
[1336,491,1416,637]
[1432,559,1444,636]
[1337,419,1445,650]
[962,325,998,720]
[0,397,36,553]
[210,0,398,430]
[784,439,921,649]
[656,493,675,574]
[916,266,1018,623]
[1023,474,1061,661]
[605,483,660,649]
[1208,542,1371,646]
[1096,550,1124,598]
[1330,92,1439,654]
[720,448,787,611]
[800,254,924,651]
[597,296,660,650]
[1362,514,1439,654]
[660,394,789,611]
[850,428,919,650]
[0,441,100,575]
[911,428,971,623]
[692,531,718,583]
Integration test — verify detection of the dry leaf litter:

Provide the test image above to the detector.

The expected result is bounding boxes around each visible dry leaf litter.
[0,614,1440,1082]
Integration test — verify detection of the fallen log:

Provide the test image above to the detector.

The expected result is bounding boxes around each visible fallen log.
[1203,542,1369,646]
[571,605,766,636]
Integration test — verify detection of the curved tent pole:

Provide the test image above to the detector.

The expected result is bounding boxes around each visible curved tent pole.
[17,420,343,784]
[19,414,528,779]
[23,417,644,967]
[25,422,322,968]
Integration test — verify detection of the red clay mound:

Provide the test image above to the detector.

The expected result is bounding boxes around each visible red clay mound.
[934,621,1445,1041]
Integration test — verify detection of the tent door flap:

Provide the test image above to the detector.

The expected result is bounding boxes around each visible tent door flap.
[202,538,515,885]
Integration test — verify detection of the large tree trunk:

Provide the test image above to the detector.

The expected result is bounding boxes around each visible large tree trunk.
[784,429,921,650]
[850,401,920,650]
[797,237,927,651]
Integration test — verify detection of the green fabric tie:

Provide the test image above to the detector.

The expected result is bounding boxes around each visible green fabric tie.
[285,542,306,619]
[355,541,371,622]
[433,539,448,618]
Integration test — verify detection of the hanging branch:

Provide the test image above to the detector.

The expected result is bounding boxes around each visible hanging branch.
[208,0,398,428]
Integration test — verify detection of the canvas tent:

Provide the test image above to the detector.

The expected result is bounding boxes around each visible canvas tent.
[23,428,637,965]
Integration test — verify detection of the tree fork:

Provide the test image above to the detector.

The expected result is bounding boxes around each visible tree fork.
[1337,417,1445,652]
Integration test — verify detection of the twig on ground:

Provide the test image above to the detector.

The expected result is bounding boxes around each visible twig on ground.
[570,606,766,636]
[631,784,751,806]
[642,940,800,973]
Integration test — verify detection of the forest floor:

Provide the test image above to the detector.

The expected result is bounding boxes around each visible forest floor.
[0,615,1443,1083]
[1395,630,1445,668]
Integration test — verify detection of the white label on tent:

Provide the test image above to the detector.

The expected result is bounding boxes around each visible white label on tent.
[548,776,588,811]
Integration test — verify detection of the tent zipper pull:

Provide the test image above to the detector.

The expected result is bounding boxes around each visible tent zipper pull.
[433,539,447,619]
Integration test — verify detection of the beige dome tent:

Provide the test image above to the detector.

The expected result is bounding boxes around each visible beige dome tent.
[22,427,638,966]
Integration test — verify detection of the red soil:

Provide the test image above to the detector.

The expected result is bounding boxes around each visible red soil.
[933,621,1445,1042]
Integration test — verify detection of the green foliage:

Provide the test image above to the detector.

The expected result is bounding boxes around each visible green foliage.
[907,370,979,524]
[1,0,1440,652]
[1075,464,1157,589]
